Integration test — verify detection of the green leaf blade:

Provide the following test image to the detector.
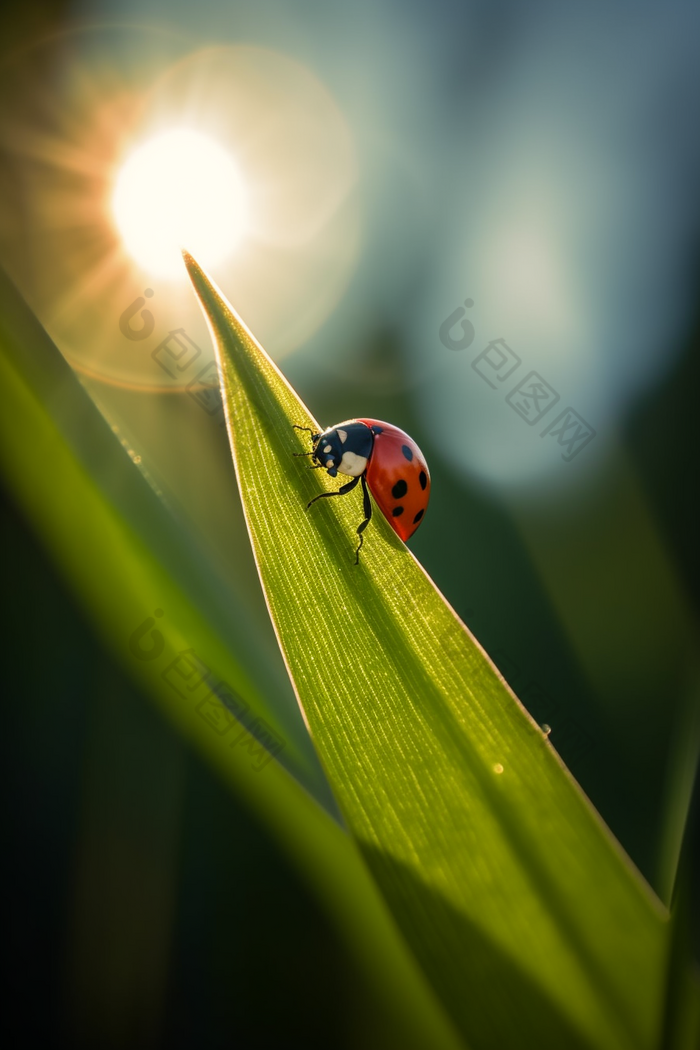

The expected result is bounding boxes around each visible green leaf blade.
[186,251,670,1050]
[0,264,465,1050]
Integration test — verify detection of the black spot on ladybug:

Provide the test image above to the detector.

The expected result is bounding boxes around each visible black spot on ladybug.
[371,425,384,435]
[419,470,427,490]
[413,509,424,524]
[392,506,404,517]
[401,444,413,461]
[392,479,408,499]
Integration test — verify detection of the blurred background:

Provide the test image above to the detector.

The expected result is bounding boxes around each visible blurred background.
[1,0,699,1046]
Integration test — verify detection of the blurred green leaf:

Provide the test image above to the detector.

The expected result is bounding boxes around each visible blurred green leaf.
[0,264,465,1050]
[660,871,700,1050]
[185,251,673,1050]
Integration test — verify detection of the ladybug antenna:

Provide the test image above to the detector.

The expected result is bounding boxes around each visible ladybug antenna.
[292,423,319,454]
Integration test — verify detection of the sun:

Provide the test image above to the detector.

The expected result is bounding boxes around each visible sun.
[112,128,248,279]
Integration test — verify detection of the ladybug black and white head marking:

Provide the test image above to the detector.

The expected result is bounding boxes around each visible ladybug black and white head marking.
[310,421,374,479]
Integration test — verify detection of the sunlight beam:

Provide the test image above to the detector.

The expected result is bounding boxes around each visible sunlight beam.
[112,128,247,279]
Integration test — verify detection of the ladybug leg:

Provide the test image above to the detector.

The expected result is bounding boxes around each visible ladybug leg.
[306,474,360,509]
[354,474,373,564]
[292,451,324,469]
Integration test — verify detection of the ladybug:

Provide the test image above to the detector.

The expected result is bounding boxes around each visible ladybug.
[293,419,430,562]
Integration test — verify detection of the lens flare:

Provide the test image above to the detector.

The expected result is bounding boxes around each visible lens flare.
[112,128,247,279]
[0,32,359,386]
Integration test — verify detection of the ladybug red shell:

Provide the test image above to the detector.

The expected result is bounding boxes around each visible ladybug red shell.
[293,418,431,562]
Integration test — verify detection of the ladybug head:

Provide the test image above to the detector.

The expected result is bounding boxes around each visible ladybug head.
[312,426,345,478]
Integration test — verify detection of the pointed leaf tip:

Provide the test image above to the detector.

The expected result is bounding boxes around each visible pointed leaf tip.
[185,253,670,1050]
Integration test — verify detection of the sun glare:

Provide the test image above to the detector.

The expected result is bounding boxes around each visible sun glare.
[112,128,247,279]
